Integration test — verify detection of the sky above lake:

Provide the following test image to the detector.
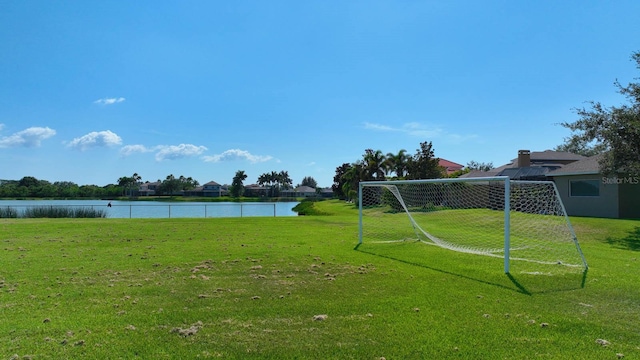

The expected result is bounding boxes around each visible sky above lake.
[1,1,639,188]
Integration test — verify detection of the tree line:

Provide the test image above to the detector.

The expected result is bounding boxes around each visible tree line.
[0,171,321,199]
[331,141,495,201]
[0,176,121,198]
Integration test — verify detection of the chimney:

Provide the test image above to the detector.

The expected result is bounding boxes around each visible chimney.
[518,149,531,167]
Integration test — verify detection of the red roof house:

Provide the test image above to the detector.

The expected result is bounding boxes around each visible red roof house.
[439,158,464,175]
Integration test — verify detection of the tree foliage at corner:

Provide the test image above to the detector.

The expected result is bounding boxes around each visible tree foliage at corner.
[230,170,247,198]
[554,136,607,157]
[559,51,640,175]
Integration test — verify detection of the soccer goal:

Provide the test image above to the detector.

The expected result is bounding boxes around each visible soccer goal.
[358,176,587,273]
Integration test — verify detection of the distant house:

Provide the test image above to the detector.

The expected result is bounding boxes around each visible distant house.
[281,186,317,198]
[319,187,334,198]
[183,181,228,197]
[244,184,269,197]
[439,159,464,175]
[281,186,334,198]
[138,181,161,196]
[546,155,640,219]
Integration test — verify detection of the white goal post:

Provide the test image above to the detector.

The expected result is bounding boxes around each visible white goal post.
[358,176,587,274]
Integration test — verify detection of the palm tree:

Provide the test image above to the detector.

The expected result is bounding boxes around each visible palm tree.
[332,163,353,199]
[161,174,180,195]
[386,149,409,178]
[117,173,142,197]
[363,149,386,180]
[341,162,364,201]
[131,173,142,196]
[277,170,292,190]
[117,176,129,196]
[231,170,248,197]
[258,172,276,197]
[268,171,280,196]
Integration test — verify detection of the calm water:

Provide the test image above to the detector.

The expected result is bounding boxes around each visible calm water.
[0,200,300,218]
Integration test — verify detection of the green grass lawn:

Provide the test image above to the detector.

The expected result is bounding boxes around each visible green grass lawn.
[1,200,639,359]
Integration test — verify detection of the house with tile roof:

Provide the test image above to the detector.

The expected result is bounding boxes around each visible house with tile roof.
[183,181,228,197]
[244,184,269,197]
[461,149,640,218]
[138,181,162,196]
[438,159,464,175]
[460,150,586,181]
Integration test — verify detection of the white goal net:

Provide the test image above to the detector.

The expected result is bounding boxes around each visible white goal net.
[358,176,587,273]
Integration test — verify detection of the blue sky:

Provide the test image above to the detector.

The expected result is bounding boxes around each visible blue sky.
[1,1,639,188]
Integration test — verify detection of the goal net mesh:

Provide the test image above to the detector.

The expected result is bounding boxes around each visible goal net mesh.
[359,179,587,272]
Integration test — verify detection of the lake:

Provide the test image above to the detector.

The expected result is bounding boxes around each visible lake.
[0,200,300,218]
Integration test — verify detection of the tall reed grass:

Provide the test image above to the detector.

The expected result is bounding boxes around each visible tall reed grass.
[0,206,18,218]
[0,206,107,218]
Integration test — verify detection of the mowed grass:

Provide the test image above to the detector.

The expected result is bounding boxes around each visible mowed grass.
[1,200,640,359]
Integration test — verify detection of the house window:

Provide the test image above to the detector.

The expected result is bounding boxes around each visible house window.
[570,180,600,197]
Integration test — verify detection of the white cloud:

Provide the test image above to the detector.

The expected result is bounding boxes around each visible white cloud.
[155,144,207,161]
[120,144,155,157]
[364,121,443,137]
[0,126,56,148]
[94,97,126,105]
[363,122,398,132]
[119,143,208,161]
[402,122,444,138]
[364,121,475,142]
[67,130,123,151]
[202,149,273,163]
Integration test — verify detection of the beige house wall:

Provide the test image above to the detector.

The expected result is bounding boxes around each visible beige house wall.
[552,174,619,218]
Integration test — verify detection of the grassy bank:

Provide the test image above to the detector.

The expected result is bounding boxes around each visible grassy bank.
[1,200,639,359]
